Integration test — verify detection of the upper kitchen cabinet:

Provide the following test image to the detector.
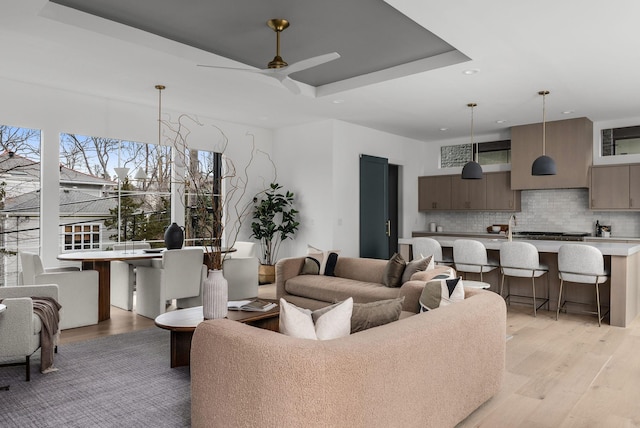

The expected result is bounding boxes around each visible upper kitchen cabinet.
[418,175,452,210]
[591,164,640,210]
[486,171,521,211]
[511,117,593,190]
[451,175,486,210]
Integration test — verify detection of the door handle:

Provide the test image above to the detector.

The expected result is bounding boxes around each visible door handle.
[385,220,391,237]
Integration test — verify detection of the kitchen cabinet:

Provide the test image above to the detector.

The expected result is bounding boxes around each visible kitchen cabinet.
[451,175,486,210]
[486,171,521,211]
[418,175,451,210]
[511,117,593,190]
[418,172,519,211]
[590,164,640,210]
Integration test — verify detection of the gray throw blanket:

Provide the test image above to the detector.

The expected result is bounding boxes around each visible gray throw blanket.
[32,296,61,373]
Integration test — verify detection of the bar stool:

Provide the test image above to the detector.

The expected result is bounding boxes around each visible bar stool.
[557,244,610,326]
[411,237,453,265]
[499,241,549,316]
[453,239,498,283]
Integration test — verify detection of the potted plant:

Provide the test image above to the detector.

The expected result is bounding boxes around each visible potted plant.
[251,182,299,283]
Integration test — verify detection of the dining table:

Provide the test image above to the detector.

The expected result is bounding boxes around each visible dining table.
[57,246,236,322]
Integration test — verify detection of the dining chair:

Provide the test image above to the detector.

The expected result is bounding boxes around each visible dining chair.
[557,244,610,326]
[19,251,99,330]
[224,257,259,300]
[453,239,499,283]
[499,241,549,316]
[228,241,258,259]
[411,237,453,265]
[110,241,152,311]
[135,248,207,319]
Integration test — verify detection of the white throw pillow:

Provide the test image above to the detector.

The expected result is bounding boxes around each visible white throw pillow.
[307,245,341,275]
[279,298,353,340]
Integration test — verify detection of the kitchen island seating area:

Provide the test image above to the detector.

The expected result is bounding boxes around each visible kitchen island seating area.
[403,236,640,327]
[453,239,499,282]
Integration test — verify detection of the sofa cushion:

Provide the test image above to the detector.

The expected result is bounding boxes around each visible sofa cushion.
[323,252,339,276]
[383,253,406,287]
[351,297,404,333]
[419,277,465,312]
[300,257,321,275]
[401,255,432,284]
[279,297,353,340]
[307,245,341,275]
[285,275,401,304]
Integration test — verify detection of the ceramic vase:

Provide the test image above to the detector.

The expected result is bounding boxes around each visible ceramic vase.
[203,269,228,319]
[164,222,184,249]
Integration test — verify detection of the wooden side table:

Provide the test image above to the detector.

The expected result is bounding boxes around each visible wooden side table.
[155,303,280,368]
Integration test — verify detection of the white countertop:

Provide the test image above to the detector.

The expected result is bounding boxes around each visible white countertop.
[400,235,640,257]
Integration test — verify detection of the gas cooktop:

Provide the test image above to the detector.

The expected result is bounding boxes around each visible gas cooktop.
[513,231,590,241]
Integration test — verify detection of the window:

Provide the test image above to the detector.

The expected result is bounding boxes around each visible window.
[601,126,640,156]
[59,133,171,251]
[0,124,41,286]
[440,140,511,168]
[184,150,223,246]
[64,223,101,250]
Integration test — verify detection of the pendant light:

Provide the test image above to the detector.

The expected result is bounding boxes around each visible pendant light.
[461,102,483,179]
[531,90,557,176]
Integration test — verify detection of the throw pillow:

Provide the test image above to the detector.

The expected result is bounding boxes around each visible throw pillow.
[351,297,405,333]
[419,277,465,312]
[307,245,341,275]
[401,255,432,284]
[383,252,406,287]
[323,252,339,276]
[300,257,321,275]
[279,298,353,340]
[418,252,436,270]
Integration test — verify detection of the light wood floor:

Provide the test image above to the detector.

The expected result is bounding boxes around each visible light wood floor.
[59,286,640,426]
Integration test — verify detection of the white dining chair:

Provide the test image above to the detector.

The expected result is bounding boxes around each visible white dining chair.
[557,244,610,326]
[135,248,207,319]
[110,241,152,311]
[499,241,549,316]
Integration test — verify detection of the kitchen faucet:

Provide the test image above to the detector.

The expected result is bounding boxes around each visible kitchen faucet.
[508,215,517,242]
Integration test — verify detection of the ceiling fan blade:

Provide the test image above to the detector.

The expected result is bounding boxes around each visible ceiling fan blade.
[280,77,301,95]
[282,52,340,75]
[197,64,259,73]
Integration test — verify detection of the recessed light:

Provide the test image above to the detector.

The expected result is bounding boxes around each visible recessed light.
[463,69,480,75]
[562,110,574,115]
[440,127,449,131]
[332,99,345,104]
[496,120,507,124]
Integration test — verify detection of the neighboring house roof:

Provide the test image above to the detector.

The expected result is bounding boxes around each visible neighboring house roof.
[0,151,116,187]
[2,188,116,216]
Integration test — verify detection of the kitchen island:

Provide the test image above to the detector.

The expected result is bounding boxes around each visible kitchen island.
[400,235,640,327]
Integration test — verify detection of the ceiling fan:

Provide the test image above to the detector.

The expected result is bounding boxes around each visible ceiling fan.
[198,19,340,95]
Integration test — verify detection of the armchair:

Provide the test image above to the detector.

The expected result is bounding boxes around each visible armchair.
[20,252,99,330]
[135,248,207,319]
[0,284,59,381]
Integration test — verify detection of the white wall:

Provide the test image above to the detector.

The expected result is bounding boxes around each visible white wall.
[274,119,428,258]
[0,77,275,267]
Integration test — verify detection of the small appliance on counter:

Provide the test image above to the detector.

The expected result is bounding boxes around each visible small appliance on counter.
[595,221,612,238]
[486,224,508,234]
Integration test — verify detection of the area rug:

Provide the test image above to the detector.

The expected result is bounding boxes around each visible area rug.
[0,328,190,427]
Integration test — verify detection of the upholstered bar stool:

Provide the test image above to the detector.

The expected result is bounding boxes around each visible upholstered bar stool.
[412,237,453,265]
[557,244,610,326]
[453,239,499,283]
[499,241,549,316]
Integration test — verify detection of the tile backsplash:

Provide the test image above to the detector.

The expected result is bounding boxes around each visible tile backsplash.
[419,188,640,238]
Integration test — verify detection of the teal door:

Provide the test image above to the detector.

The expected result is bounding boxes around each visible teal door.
[360,155,389,259]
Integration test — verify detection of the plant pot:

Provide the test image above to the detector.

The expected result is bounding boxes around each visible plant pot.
[202,269,228,319]
[258,264,276,284]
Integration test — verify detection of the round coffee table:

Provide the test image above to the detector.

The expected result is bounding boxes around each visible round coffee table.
[155,303,280,368]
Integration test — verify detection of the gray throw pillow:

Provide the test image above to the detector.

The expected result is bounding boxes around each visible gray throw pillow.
[351,297,405,333]
[300,257,321,275]
[383,252,406,287]
[401,255,432,284]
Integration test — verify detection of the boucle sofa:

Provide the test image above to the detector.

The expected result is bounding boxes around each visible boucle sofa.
[275,256,456,312]
[191,288,506,427]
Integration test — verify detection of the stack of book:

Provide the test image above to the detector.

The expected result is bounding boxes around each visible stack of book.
[227,299,277,312]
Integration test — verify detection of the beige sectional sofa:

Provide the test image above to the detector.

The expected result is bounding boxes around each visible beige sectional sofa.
[191,288,506,427]
[275,256,456,312]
